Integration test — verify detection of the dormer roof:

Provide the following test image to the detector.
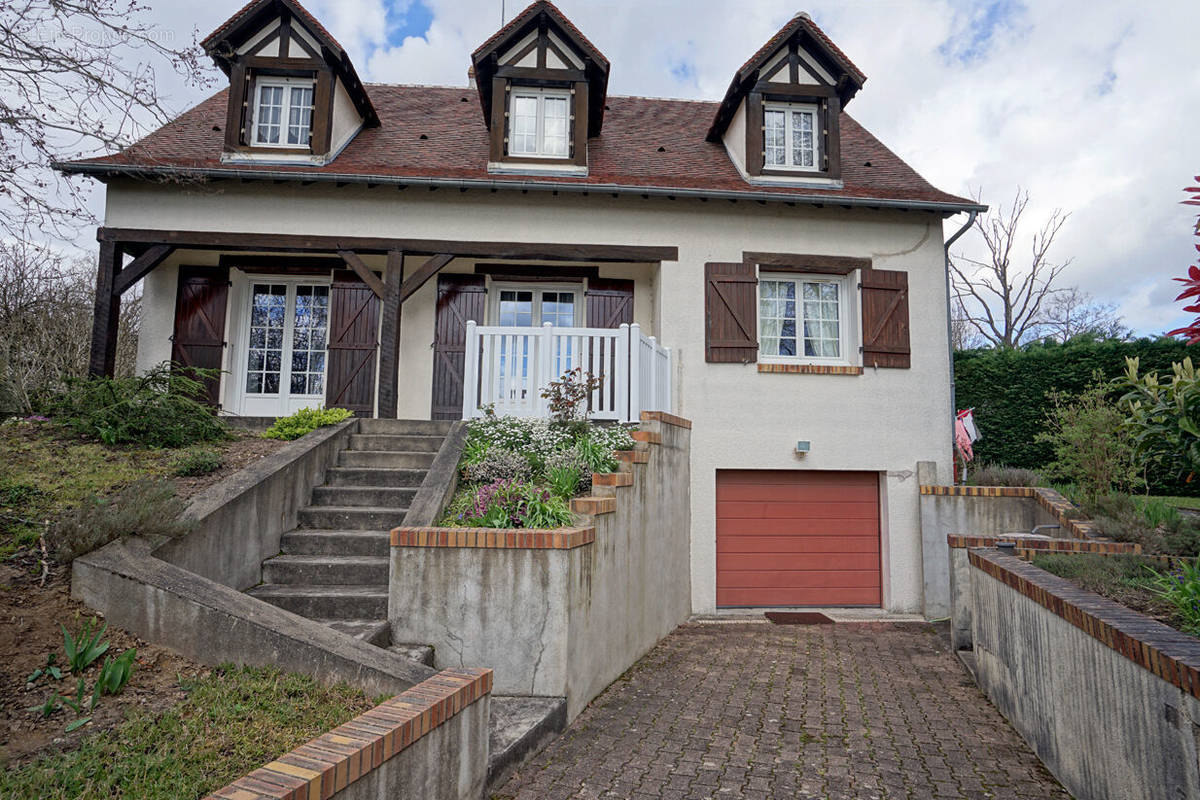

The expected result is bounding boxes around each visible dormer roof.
[471,0,611,137]
[708,12,866,142]
[202,0,378,127]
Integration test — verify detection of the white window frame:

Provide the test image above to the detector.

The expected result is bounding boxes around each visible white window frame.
[757,271,856,366]
[507,87,572,160]
[252,76,316,150]
[762,101,820,172]
[488,282,582,327]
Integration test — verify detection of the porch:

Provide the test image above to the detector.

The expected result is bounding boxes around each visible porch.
[87,227,679,422]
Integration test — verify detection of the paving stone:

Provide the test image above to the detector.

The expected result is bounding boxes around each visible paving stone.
[497,623,1070,800]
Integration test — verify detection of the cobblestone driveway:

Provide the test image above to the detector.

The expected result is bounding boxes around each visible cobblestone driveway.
[496,622,1070,800]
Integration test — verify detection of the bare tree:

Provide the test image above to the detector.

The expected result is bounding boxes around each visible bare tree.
[950,295,988,350]
[0,240,139,413]
[1034,287,1129,343]
[950,188,1072,348]
[0,0,210,239]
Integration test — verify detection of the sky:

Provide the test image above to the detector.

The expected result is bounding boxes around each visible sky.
[75,0,1200,337]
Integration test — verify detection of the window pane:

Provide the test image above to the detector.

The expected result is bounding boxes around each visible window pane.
[247,283,286,394]
[541,291,575,326]
[498,290,534,326]
[255,85,284,144]
[289,283,328,396]
[758,279,797,357]
[764,110,787,166]
[287,85,314,146]
[511,96,539,155]
[800,281,840,358]
[542,97,569,156]
[791,110,815,168]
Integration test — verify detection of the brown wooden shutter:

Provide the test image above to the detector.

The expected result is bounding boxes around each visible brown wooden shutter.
[705,262,758,363]
[325,270,380,414]
[431,274,486,420]
[860,269,911,369]
[585,279,634,328]
[171,266,230,408]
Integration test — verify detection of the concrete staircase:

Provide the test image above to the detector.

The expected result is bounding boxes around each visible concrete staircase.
[247,419,452,663]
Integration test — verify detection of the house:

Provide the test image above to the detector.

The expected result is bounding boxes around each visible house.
[60,0,983,616]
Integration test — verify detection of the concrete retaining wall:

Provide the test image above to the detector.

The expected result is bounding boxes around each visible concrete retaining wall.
[919,484,1063,619]
[202,668,492,800]
[158,419,357,590]
[964,549,1200,800]
[389,415,691,720]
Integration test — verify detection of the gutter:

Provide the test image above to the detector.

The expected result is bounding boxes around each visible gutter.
[53,161,988,216]
[943,209,979,481]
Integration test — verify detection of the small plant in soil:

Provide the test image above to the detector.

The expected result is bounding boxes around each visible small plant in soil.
[62,618,109,673]
[173,446,223,477]
[26,653,62,685]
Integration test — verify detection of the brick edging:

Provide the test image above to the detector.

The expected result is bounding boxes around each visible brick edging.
[756,363,864,376]
[639,410,692,429]
[947,534,1141,555]
[968,549,1200,699]
[391,527,596,549]
[921,485,1036,497]
[204,668,492,800]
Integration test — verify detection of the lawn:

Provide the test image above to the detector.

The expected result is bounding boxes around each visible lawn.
[0,664,378,799]
[1153,496,1200,511]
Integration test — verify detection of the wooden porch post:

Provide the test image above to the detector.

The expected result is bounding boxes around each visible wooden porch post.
[87,240,123,377]
[377,249,404,418]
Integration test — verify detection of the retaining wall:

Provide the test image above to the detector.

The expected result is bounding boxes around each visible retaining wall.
[388,413,692,720]
[203,668,492,800]
[960,548,1200,800]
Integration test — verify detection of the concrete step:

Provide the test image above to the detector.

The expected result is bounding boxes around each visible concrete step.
[389,643,435,667]
[324,467,427,488]
[261,555,389,585]
[280,529,390,557]
[338,450,436,469]
[246,584,387,620]
[311,486,417,508]
[358,419,455,436]
[323,619,391,647]
[487,696,568,789]
[297,505,408,531]
[349,434,444,453]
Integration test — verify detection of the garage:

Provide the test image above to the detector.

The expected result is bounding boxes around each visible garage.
[716,470,881,607]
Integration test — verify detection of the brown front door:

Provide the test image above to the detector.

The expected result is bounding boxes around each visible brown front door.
[171,266,230,407]
[716,470,881,607]
[431,274,486,420]
[325,270,380,415]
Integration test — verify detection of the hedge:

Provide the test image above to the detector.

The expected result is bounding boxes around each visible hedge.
[954,336,1199,494]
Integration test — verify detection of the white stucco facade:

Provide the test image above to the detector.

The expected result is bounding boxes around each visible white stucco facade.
[112,179,954,615]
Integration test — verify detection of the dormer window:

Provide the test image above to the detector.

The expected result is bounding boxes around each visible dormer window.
[253,77,315,148]
[763,102,818,171]
[509,88,571,158]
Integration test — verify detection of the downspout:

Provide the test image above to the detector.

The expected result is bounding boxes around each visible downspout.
[943,210,977,483]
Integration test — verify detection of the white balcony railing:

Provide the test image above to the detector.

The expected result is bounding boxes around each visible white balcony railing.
[462,322,671,423]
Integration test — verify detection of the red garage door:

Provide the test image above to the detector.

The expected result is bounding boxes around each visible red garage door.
[716,470,881,607]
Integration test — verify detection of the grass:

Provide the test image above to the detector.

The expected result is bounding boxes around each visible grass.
[0,664,380,799]
[0,420,182,559]
[1152,496,1200,511]
[1032,553,1184,630]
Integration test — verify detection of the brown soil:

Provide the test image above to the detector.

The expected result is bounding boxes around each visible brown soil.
[0,560,207,768]
[0,430,283,768]
[175,433,285,499]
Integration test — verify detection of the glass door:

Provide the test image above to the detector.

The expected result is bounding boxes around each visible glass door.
[238,280,330,417]
[492,285,580,403]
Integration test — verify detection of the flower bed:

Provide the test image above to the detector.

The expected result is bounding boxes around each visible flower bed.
[438,414,636,529]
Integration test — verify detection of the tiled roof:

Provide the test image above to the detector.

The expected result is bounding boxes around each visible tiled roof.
[59,85,976,210]
[472,0,609,69]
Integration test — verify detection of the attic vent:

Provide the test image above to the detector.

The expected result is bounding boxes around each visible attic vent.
[657,146,666,152]
[460,97,469,102]
[212,125,222,132]
[863,161,872,167]
[419,134,429,140]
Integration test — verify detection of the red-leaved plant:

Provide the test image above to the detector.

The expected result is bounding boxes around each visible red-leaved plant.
[1167,176,1200,343]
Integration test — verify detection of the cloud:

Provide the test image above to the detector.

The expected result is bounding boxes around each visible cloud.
[76,0,1200,337]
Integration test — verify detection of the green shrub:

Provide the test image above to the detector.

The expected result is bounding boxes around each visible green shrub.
[954,336,1199,493]
[546,465,581,498]
[173,447,223,477]
[1035,379,1141,504]
[967,463,1045,487]
[1083,493,1200,557]
[47,364,226,448]
[1119,356,1200,486]
[1147,558,1200,635]
[48,477,194,563]
[262,407,354,440]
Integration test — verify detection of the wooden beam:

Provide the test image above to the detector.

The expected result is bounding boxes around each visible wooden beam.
[87,241,123,377]
[112,244,173,295]
[99,228,679,263]
[377,250,404,419]
[219,254,344,272]
[399,254,455,303]
[337,250,387,298]
[744,251,871,274]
